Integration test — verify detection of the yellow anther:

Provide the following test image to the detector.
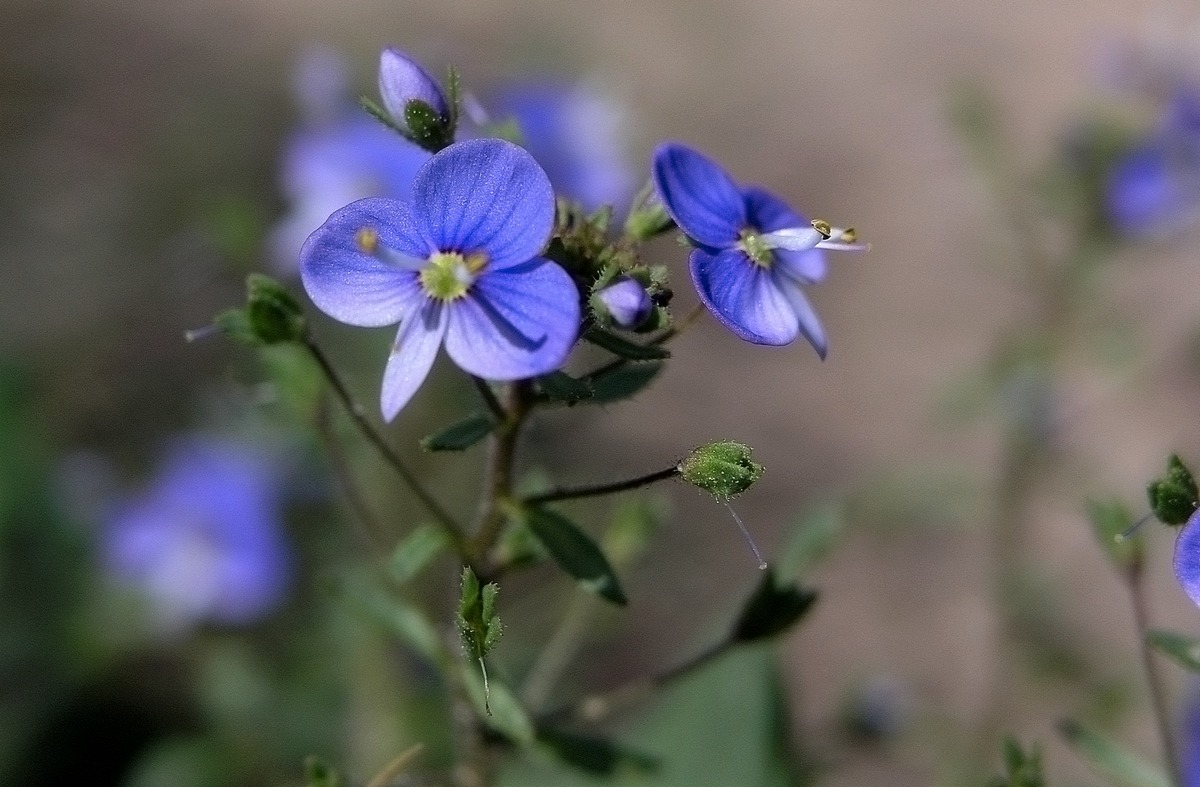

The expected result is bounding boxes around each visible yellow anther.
[355,227,379,254]
[465,251,489,274]
[840,227,857,243]
[810,219,832,239]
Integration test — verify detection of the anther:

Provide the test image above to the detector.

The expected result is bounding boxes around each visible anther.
[811,219,832,239]
[355,227,380,254]
[839,227,857,243]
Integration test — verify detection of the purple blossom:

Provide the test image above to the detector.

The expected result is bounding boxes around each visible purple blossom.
[594,275,652,329]
[300,138,581,421]
[102,437,290,631]
[651,143,865,356]
[1175,508,1200,610]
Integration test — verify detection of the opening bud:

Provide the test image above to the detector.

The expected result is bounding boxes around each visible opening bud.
[591,275,653,330]
[678,441,764,499]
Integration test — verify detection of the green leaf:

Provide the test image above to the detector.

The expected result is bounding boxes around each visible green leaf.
[536,727,658,777]
[536,371,593,404]
[731,570,818,643]
[987,738,1044,787]
[1086,498,1142,571]
[303,756,346,787]
[1146,629,1200,672]
[1059,719,1170,787]
[338,574,444,664]
[524,508,628,605]
[586,361,663,404]
[775,503,844,583]
[583,327,670,361]
[462,666,535,745]
[420,413,495,451]
[388,524,450,584]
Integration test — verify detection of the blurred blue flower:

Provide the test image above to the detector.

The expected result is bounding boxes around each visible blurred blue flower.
[300,138,581,420]
[1107,90,1200,238]
[652,142,866,356]
[488,82,635,212]
[103,437,291,631]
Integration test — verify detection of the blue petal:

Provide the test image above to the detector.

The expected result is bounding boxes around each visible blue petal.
[300,197,429,327]
[652,143,745,249]
[413,139,555,270]
[1106,146,1187,237]
[381,299,448,421]
[444,258,580,379]
[1176,510,1200,609]
[689,248,798,346]
[378,48,449,124]
[743,186,827,284]
[773,273,828,359]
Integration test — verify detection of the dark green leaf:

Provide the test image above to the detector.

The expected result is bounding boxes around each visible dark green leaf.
[389,524,450,583]
[524,508,628,605]
[536,727,658,776]
[586,361,663,403]
[583,327,670,361]
[536,371,593,404]
[1059,719,1170,787]
[1146,629,1200,672]
[731,570,817,643]
[420,413,495,451]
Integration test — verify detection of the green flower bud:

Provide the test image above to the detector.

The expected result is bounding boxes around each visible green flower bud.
[1147,454,1199,526]
[678,440,764,499]
[623,182,673,241]
[241,273,307,345]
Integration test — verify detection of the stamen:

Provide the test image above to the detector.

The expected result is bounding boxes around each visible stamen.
[1115,513,1153,543]
[184,323,221,343]
[356,227,380,254]
[810,219,832,239]
[722,500,768,570]
[838,227,857,243]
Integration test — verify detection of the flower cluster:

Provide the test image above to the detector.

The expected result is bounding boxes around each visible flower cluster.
[296,48,867,419]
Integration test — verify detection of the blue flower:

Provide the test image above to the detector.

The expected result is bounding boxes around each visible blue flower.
[378,46,451,137]
[102,437,291,631]
[301,138,581,421]
[1107,90,1200,238]
[652,143,865,356]
[489,82,635,212]
[593,275,652,329]
[1175,508,1200,610]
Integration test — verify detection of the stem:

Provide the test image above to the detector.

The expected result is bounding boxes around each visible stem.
[468,381,532,571]
[471,376,507,422]
[302,334,467,552]
[523,466,679,506]
[1127,560,1181,787]
[314,395,392,550]
[583,303,706,380]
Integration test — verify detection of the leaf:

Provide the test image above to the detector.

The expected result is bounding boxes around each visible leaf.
[583,327,670,361]
[304,756,346,787]
[337,573,445,664]
[462,666,534,745]
[420,413,495,451]
[775,503,844,583]
[1058,719,1170,787]
[536,371,593,404]
[987,738,1044,787]
[536,727,658,777]
[731,570,818,643]
[458,567,503,712]
[524,508,628,605]
[1086,498,1143,572]
[587,361,663,403]
[1146,629,1200,672]
[388,524,450,583]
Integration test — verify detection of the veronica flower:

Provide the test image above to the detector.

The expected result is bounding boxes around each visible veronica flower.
[1175,507,1200,609]
[300,138,581,420]
[652,142,866,356]
[593,275,653,329]
[102,437,290,631]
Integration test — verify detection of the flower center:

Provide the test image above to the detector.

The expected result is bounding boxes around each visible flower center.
[737,229,775,268]
[419,251,488,301]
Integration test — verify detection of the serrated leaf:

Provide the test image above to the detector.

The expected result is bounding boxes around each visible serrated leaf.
[583,327,670,360]
[524,508,628,605]
[389,524,450,583]
[536,727,658,776]
[536,371,593,404]
[731,570,818,643]
[1059,719,1170,787]
[586,361,663,403]
[462,666,534,745]
[420,413,495,451]
[775,503,843,583]
[1146,629,1200,672]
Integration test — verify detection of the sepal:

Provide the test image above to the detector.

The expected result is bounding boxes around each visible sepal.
[678,441,763,499]
[1147,454,1198,525]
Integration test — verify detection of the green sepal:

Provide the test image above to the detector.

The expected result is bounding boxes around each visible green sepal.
[535,371,594,405]
[388,524,450,584]
[523,507,628,605]
[678,441,764,499]
[1146,629,1200,672]
[359,94,408,137]
[303,755,346,787]
[536,727,658,776]
[1085,498,1142,572]
[987,738,1044,787]
[1147,454,1198,525]
[585,360,663,404]
[623,181,674,241]
[404,98,454,152]
[420,413,495,452]
[583,327,670,361]
[458,567,503,661]
[207,274,306,346]
[461,665,534,744]
[1058,719,1170,787]
[730,569,818,643]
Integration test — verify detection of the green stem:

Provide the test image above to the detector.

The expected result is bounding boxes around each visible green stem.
[471,376,507,422]
[1127,560,1181,787]
[302,334,467,552]
[523,466,679,506]
[468,380,532,572]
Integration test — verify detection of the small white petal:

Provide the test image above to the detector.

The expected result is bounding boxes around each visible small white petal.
[760,227,823,251]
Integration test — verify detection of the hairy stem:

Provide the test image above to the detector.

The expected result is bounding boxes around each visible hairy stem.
[468,380,532,573]
[523,466,679,506]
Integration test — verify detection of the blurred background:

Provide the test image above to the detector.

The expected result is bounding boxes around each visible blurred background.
[7,0,1200,785]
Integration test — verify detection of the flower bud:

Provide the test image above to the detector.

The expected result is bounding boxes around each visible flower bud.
[592,275,653,330]
[1148,454,1199,526]
[678,441,763,499]
[623,181,672,241]
[377,48,453,151]
[210,273,307,346]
